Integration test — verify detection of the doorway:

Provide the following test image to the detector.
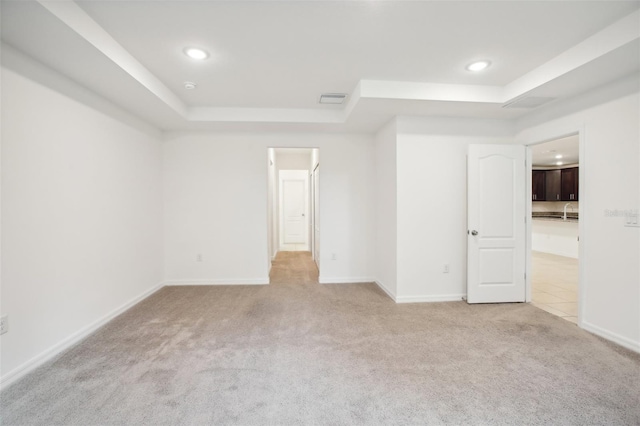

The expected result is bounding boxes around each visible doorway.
[528,134,581,324]
[267,148,320,277]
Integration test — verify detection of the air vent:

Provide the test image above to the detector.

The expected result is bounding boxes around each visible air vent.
[502,96,555,109]
[319,93,348,104]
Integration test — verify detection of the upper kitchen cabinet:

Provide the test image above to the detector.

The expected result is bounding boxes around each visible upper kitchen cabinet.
[545,169,561,201]
[532,167,579,201]
[561,167,579,201]
[532,170,546,201]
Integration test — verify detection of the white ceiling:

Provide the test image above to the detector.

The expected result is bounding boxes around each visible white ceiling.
[1,1,639,132]
[531,135,579,167]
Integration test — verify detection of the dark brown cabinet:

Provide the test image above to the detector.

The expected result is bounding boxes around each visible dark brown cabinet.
[532,170,546,201]
[561,167,579,201]
[532,167,579,202]
[545,169,561,201]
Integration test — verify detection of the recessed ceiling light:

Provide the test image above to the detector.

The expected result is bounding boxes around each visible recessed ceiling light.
[184,47,209,60]
[466,60,491,72]
[183,81,197,90]
[555,154,563,159]
[556,161,563,166]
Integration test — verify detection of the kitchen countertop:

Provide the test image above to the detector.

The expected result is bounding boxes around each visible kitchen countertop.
[532,212,578,222]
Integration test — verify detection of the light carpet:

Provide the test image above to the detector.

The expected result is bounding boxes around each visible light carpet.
[2,251,639,425]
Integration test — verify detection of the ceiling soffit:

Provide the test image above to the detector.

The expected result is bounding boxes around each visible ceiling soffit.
[4,1,640,131]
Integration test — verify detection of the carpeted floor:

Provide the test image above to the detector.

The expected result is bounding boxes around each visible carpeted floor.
[2,251,639,425]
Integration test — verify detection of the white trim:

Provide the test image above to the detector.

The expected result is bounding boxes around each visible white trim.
[576,126,586,328]
[0,282,164,390]
[164,278,269,286]
[395,294,466,304]
[318,277,375,284]
[581,321,640,354]
[374,280,396,301]
[525,145,533,303]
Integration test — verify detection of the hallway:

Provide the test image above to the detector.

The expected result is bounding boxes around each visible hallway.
[269,251,319,285]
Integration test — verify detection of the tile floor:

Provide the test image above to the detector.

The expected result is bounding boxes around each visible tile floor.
[531,251,579,324]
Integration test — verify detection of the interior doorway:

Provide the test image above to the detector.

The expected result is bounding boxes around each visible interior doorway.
[267,148,320,278]
[528,134,581,324]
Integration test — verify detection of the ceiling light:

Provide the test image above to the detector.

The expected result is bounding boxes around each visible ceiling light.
[184,47,209,60]
[466,61,491,72]
[183,81,197,90]
[555,154,563,159]
[556,161,563,166]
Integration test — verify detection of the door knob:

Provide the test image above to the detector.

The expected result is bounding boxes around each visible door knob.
[471,230,478,236]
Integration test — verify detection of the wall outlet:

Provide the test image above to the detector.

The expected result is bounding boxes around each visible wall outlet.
[331,253,337,260]
[443,264,450,274]
[0,315,8,335]
[196,254,203,262]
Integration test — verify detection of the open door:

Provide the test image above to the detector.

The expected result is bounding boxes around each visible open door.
[467,144,526,303]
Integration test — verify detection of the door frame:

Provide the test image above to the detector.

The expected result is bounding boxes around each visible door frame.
[311,163,320,269]
[523,127,585,326]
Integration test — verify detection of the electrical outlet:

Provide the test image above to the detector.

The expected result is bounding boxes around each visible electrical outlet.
[331,253,337,260]
[0,315,8,335]
[196,254,203,262]
[443,264,450,274]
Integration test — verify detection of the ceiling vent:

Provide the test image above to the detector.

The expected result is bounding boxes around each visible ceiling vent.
[502,96,555,109]
[319,93,348,104]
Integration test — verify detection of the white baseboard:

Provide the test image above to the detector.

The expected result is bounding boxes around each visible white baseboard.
[372,281,466,304]
[581,320,640,354]
[374,280,396,301]
[395,294,466,304]
[318,277,375,284]
[164,278,270,286]
[0,282,164,390]
[279,244,310,252]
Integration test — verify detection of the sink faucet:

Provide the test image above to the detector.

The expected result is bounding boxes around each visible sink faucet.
[563,203,573,220]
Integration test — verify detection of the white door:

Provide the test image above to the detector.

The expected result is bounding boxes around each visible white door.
[279,170,309,251]
[313,164,320,268]
[467,144,526,303]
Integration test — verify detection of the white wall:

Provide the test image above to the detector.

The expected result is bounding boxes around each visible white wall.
[395,117,515,302]
[0,68,163,386]
[163,133,375,285]
[276,150,311,171]
[373,119,398,298]
[517,80,640,352]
